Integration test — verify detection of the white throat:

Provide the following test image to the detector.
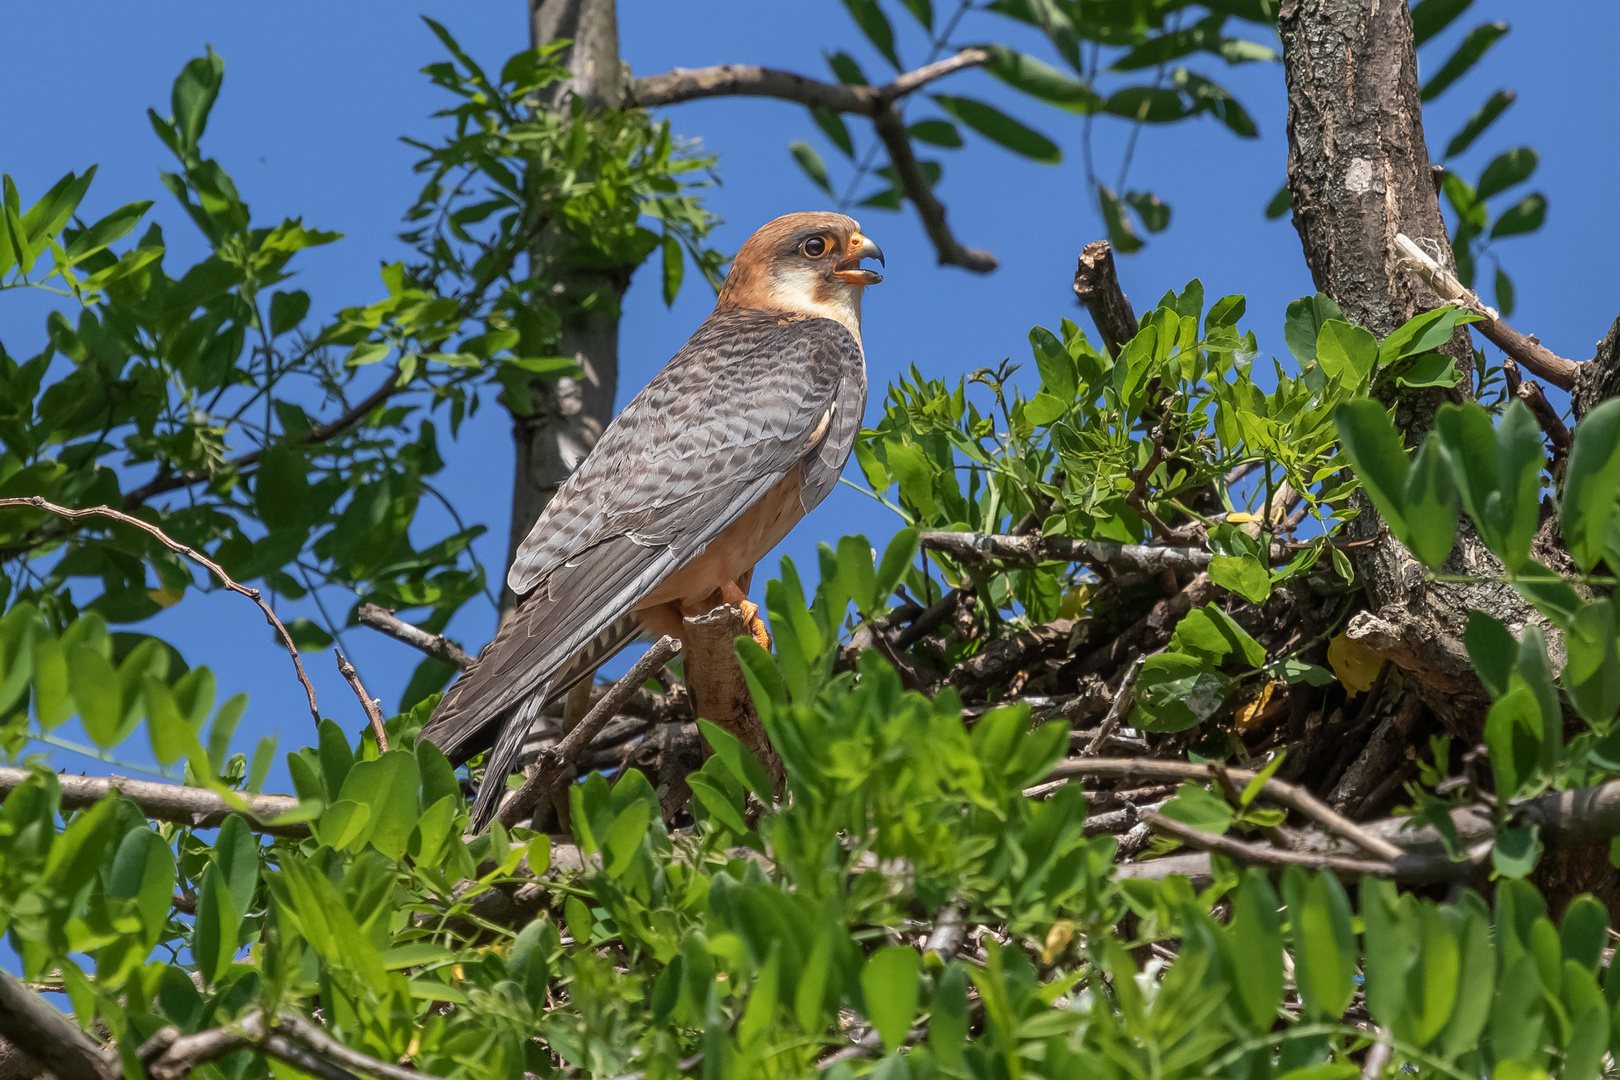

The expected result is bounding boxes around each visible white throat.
[767,267,864,342]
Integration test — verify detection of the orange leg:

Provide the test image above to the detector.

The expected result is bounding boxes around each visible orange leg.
[721,579,772,651]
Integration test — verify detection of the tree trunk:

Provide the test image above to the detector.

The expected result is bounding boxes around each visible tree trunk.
[503,0,630,612]
[1279,0,1532,734]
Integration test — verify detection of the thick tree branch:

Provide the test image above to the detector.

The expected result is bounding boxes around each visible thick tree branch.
[0,496,322,726]
[0,972,114,1080]
[0,767,309,838]
[357,603,474,670]
[1143,810,1396,877]
[683,605,785,795]
[1072,240,1139,357]
[1393,233,1578,390]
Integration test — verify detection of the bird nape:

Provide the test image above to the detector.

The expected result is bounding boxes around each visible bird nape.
[420,211,886,830]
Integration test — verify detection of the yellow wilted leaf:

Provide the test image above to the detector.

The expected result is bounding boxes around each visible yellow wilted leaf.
[1326,633,1382,695]
[1234,681,1279,731]
[1043,920,1075,963]
[1225,511,1261,524]
[1059,585,1092,620]
[148,584,186,609]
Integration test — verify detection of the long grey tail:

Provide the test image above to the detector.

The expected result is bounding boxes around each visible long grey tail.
[468,689,548,832]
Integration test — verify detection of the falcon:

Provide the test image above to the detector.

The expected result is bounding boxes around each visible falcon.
[422,211,883,828]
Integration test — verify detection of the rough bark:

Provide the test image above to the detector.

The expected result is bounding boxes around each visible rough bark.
[682,605,785,796]
[504,0,631,612]
[1279,0,1535,734]
[1573,311,1620,421]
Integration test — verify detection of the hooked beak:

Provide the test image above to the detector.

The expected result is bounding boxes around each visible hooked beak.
[833,232,885,286]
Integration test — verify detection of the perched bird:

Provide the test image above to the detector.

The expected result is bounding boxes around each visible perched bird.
[422,211,884,828]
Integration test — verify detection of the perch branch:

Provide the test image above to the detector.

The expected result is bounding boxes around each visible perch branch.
[356,603,473,670]
[1393,233,1578,390]
[0,496,322,726]
[683,605,786,794]
[496,636,682,830]
[333,650,388,752]
[1073,240,1139,357]
[871,104,998,272]
[1501,359,1572,463]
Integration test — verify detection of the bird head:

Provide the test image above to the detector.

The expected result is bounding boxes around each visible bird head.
[717,212,884,336]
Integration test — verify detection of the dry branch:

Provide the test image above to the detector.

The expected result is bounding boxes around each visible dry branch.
[1042,756,1406,862]
[1143,811,1396,877]
[1073,241,1139,357]
[334,650,388,753]
[496,636,682,830]
[356,603,473,670]
[0,496,321,726]
[1502,358,1572,463]
[871,104,997,272]
[1393,233,1579,390]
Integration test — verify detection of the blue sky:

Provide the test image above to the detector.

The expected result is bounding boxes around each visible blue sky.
[3,1,1617,784]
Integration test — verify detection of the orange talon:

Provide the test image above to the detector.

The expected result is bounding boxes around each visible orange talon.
[739,599,772,651]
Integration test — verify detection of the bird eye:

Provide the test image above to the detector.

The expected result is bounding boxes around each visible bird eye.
[801,236,828,258]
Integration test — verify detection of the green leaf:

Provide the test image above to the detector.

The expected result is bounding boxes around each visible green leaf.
[789,142,833,197]
[1412,0,1474,46]
[1421,22,1508,102]
[861,945,920,1051]
[908,119,960,147]
[1494,267,1515,318]
[1492,824,1542,878]
[933,96,1061,164]
[1464,612,1517,700]
[1124,191,1170,233]
[1443,88,1515,158]
[1565,601,1620,728]
[1208,553,1271,603]
[873,528,919,607]
[269,289,310,336]
[1225,871,1284,1031]
[171,47,226,151]
[1402,432,1459,567]
[1314,319,1377,385]
[1283,868,1356,1019]
[1490,193,1546,238]
[811,107,856,156]
[603,798,650,878]
[107,826,176,949]
[1170,604,1266,668]
[1477,147,1537,200]
[1134,654,1235,732]
[825,51,868,86]
[697,718,775,800]
[1335,399,1410,540]
[1264,182,1292,220]
[981,46,1100,113]
[68,644,123,748]
[659,233,684,307]
[1158,781,1234,834]
[193,863,241,984]
[841,0,901,69]
[1561,399,1620,571]
[1283,293,1344,363]
[1097,185,1142,254]
[63,201,152,262]
[1483,683,1542,799]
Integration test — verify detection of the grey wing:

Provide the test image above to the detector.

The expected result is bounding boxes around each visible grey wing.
[795,348,867,515]
[421,313,863,763]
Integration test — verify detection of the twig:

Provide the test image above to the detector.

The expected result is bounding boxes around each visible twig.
[275,1014,425,1080]
[1142,811,1395,877]
[0,972,114,1080]
[1502,359,1572,464]
[0,496,321,726]
[1083,656,1145,756]
[1041,757,1407,862]
[1392,233,1578,390]
[356,603,473,670]
[496,637,682,829]
[628,48,988,113]
[871,103,996,272]
[334,650,389,753]
[924,906,967,963]
[1072,240,1139,357]
[917,529,1371,572]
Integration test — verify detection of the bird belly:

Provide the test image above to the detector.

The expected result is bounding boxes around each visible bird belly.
[636,461,808,617]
